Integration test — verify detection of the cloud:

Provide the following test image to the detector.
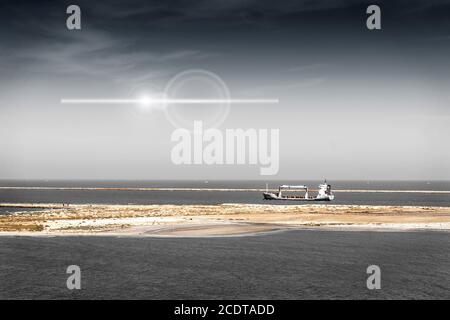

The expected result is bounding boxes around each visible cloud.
[1,23,215,86]
[241,77,327,97]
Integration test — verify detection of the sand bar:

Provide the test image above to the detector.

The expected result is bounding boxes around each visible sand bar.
[1,203,450,236]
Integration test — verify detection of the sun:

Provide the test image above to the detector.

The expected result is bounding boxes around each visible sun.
[138,95,152,107]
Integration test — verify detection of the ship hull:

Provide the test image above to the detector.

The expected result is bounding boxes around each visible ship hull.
[262,192,333,201]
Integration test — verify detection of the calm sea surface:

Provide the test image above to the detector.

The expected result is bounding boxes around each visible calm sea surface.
[0,180,449,215]
[0,230,448,299]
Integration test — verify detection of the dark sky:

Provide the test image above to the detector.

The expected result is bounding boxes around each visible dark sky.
[1,0,449,180]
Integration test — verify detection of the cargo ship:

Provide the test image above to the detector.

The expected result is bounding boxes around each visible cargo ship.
[263,180,334,201]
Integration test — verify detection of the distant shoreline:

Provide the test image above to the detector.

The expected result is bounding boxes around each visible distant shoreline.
[1,203,449,236]
[1,186,450,193]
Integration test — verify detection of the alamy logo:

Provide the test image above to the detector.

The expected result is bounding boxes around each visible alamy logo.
[66,265,81,290]
[171,121,280,175]
[366,265,381,290]
[66,5,81,30]
[366,5,381,30]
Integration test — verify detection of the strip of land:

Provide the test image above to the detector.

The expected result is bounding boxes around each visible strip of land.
[1,203,450,236]
[0,186,449,193]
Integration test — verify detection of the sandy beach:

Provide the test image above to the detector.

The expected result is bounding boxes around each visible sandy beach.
[1,203,450,236]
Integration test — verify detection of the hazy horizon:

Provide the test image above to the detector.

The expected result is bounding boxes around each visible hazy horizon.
[1,178,450,182]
